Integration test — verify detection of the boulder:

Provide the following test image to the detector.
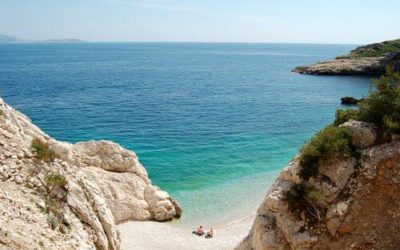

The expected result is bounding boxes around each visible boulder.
[171,199,182,219]
[82,167,152,223]
[315,158,356,202]
[144,186,179,221]
[319,158,356,191]
[340,120,377,149]
[71,141,149,180]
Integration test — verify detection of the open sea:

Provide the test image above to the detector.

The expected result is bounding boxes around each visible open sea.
[0,42,371,227]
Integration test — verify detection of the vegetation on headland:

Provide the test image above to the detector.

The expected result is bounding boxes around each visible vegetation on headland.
[285,67,400,220]
[348,39,400,58]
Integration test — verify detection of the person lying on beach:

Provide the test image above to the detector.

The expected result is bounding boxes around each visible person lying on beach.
[205,228,213,238]
[192,226,204,236]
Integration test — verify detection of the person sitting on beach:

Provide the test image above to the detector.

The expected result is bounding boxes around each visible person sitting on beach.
[205,228,213,238]
[192,226,204,236]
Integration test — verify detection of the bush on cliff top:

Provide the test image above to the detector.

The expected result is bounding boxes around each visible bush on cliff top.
[334,108,360,126]
[358,67,400,133]
[299,125,351,180]
[31,138,57,162]
[333,67,400,133]
[360,68,400,132]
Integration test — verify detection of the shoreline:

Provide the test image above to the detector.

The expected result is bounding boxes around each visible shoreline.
[117,171,279,249]
[118,213,255,250]
[164,170,281,229]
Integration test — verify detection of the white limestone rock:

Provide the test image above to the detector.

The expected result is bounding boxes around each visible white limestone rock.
[144,186,179,221]
[0,97,182,250]
[82,167,152,223]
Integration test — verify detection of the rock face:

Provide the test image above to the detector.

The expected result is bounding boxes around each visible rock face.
[340,120,377,149]
[292,39,400,76]
[0,97,181,250]
[239,120,400,249]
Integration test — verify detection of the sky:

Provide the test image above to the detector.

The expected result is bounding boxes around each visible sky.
[0,0,399,44]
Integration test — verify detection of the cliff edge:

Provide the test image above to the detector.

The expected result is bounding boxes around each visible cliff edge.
[238,122,400,249]
[293,39,400,75]
[239,69,400,249]
[0,97,181,250]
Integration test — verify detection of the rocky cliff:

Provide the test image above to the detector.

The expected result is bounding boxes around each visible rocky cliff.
[0,97,181,250]
[293,39,400,75]
[238,120,400,249]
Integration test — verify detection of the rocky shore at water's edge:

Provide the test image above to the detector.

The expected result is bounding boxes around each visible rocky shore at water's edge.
[293,39,400,75]
[238,121,400,249]
[0,97,181,250]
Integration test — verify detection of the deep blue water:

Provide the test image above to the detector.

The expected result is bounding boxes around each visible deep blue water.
[0,43,371,226]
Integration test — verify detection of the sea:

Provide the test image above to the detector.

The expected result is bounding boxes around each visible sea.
[0,42,371,228]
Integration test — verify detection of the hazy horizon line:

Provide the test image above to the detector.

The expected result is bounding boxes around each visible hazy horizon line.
[0,38,363,46]
[2,33,396,46]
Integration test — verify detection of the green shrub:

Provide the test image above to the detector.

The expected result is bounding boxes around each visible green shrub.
[358,67,400,133]
[383,116,400,133]
[284,183,325,216]
[44,172,67,224]
[31,138,58,162]
[45,172,67,188]
[38,240,44,247]
[299,126,351,180]
[284,183,307,213]
[305,189,325,205]
[45,196,64,215]
[334,108,360,126]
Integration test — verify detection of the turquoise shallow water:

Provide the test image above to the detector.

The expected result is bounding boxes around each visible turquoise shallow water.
[0,43,371,227]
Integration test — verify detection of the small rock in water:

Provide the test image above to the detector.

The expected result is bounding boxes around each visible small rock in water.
[341,96,362,105]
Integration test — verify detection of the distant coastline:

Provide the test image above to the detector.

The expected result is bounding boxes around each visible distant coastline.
[0,34,84,44]
[293,38,400,76]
